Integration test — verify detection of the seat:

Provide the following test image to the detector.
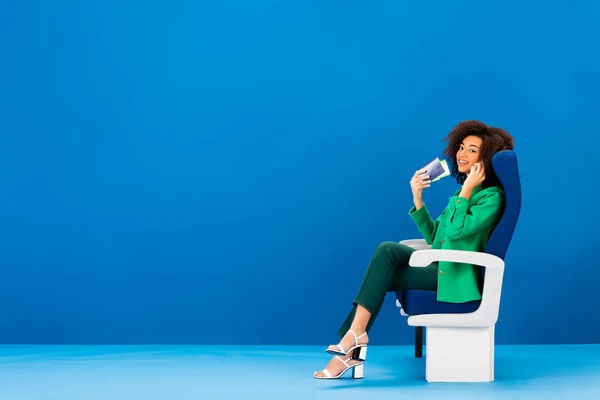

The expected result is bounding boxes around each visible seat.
[395,150,522,382]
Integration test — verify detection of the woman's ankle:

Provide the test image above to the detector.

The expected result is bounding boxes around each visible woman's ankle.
[348,327,367,336]
[346,329,369,343]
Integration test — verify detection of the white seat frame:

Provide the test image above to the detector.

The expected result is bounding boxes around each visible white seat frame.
[396,239,505,382]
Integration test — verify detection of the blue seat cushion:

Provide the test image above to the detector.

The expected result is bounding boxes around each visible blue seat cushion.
[396,290,481,315]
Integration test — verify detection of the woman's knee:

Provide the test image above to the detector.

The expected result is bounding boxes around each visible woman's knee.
[374,241,412,263]
[373,241,398,259]
[375,241,399,254]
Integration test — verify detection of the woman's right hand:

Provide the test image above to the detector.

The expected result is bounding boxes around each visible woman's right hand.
[410,169,430,200]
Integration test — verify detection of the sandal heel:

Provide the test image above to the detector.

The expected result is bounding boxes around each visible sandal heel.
[353,346,368,361]
[352,363,364,379]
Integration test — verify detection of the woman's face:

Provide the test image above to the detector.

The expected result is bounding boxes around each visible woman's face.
[456,135,483,174]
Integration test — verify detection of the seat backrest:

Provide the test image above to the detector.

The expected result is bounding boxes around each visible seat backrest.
[484,150,522,260]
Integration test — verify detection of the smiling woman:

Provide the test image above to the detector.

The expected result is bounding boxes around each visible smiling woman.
[314,120,516,380]
[443,120,516,189]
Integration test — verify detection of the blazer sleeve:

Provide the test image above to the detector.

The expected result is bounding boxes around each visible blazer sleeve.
[408,203,443,244]
[445,190,504,240]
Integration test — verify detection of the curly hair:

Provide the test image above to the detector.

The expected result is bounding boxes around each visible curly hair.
[442,120,515,187]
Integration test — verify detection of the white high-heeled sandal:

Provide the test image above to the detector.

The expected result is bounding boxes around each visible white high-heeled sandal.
[314,353,365,380]
[326,330,368,356]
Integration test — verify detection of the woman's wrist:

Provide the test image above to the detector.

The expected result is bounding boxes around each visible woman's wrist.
[459,186,473,200]
[413,196,424,210]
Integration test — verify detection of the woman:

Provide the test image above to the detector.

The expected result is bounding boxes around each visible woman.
[314,120,515,379]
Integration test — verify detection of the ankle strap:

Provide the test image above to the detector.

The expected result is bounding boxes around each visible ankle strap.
[348,330,367,344]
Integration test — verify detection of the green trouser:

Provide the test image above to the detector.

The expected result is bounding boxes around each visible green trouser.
[338,241,438,338]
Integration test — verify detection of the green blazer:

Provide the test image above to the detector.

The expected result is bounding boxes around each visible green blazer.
[408,184,505,303]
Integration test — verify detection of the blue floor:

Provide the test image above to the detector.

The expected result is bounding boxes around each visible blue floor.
[0,344,598,399]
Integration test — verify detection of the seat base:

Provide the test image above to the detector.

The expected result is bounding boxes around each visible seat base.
[396,290,481,315]
[426,325,495,382]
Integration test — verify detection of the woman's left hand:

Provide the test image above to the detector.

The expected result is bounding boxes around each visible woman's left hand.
[463,162,486,190]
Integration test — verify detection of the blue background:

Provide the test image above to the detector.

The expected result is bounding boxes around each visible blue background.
[1,0,599,345]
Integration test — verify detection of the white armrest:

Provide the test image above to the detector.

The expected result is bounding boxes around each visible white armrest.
[400,239,427,246]
[409,249,504,269]
[400,239,432,250]
[406,249,505,328]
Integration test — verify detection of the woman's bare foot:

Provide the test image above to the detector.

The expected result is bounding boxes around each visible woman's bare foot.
[314,353,362,378]
[326,330,369,355]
